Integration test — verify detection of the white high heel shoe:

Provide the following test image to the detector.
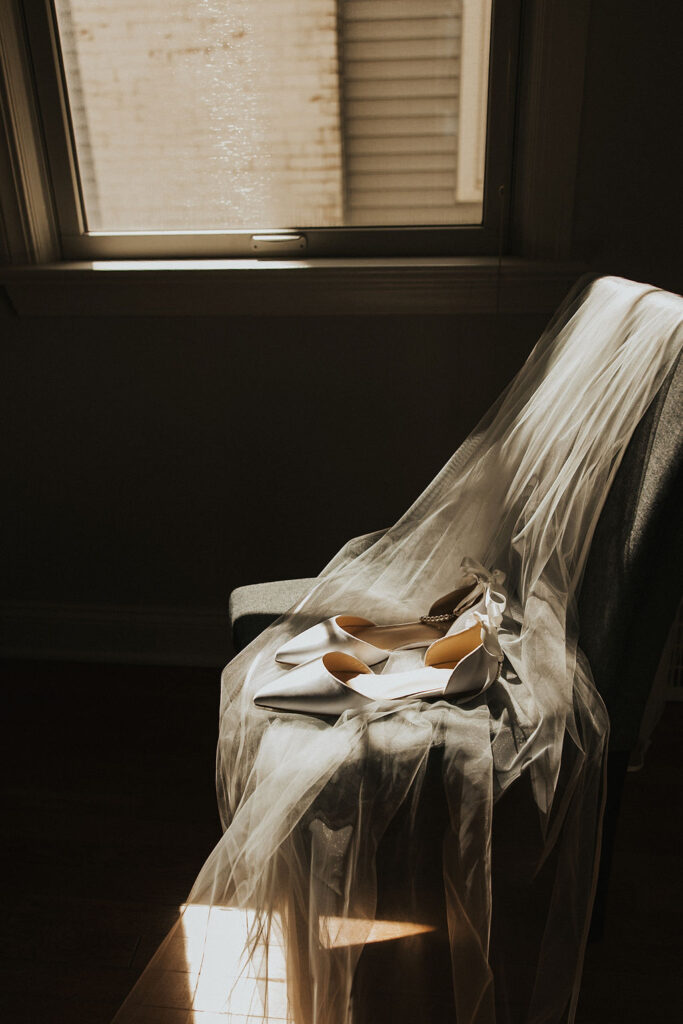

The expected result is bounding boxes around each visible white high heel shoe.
[254,619,504,715]
[274,558,506,667]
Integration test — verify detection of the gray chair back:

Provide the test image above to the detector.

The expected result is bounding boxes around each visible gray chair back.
[578,350,683,752]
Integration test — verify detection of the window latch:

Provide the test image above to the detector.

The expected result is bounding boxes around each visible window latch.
[250,233,307,255]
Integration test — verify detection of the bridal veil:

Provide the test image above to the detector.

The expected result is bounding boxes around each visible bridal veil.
[115,276,683,1023]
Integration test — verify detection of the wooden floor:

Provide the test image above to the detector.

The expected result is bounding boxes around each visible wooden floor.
[2,660,681,1023]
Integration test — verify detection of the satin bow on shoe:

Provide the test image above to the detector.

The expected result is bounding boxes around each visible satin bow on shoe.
[458,557,507,628]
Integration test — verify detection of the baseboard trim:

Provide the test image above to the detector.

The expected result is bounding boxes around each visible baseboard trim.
[0,600,229,667]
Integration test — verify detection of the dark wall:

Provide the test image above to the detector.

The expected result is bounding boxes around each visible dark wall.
[573,0,683,292]
[1,311,545,611]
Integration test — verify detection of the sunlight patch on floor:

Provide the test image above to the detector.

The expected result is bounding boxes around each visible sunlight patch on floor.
[319,915,436,949]
[115,903,436,1021]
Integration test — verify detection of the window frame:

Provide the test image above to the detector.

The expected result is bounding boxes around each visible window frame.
[1,0,593,320]
[19,0,521,260]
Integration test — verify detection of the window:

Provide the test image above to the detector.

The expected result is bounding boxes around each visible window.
[20,0,519,258]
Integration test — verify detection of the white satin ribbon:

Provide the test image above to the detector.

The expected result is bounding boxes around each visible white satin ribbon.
[460,556,507,628]
[473,611,504,664]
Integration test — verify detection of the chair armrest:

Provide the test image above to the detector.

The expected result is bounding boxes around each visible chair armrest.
[229,528,388,653]
[229,577,315,653]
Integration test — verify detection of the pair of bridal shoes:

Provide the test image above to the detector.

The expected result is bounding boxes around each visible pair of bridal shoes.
[274,557,506,667]
[253,559,506,714]
[254,619,504,715]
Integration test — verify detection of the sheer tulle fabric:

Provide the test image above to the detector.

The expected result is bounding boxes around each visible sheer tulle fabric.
[115,277,683,1023]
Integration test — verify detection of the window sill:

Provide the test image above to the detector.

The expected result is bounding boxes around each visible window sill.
[0,257,585,317]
